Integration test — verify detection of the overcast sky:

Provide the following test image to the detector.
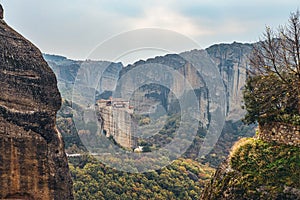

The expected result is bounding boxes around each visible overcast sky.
[1,0,299,64]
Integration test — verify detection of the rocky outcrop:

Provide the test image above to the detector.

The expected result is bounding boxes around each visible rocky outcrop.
[116,43,253,124]
[206,42,253,120]
[0,6,73,200]
[117,54,209,127]
[97,99,136,149]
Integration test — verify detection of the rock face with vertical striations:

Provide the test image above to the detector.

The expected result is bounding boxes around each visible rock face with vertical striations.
[97,99,136,149]
[206,42,253,120]
[0,5,73,200]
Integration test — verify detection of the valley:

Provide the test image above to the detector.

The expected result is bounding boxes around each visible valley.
[0,3,299,198]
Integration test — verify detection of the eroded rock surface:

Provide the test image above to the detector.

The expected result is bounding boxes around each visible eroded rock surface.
[0,6,73,200]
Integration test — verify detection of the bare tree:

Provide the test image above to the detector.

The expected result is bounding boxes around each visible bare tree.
[244,10,300,124]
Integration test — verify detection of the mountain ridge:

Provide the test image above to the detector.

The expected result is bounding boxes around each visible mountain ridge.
[45,41,255,167]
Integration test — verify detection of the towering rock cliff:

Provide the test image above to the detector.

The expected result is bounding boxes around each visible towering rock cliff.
[0,6,73,200]
[117,53,209,127]
[116,43,253,123]
[206,42,253,120]
[97,99,136,149]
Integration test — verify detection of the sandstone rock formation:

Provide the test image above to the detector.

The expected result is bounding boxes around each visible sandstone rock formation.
[97,99,136,149]
[117,53,210,127]
[116,43,253,125]
[0,6,73,200]
[206,42,253,120]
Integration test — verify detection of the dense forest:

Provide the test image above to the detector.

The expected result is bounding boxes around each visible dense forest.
[69,156,214,200]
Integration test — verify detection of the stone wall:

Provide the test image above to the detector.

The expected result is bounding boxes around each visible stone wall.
[258,122,300,147]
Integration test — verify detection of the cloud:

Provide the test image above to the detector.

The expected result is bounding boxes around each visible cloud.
[2,0,300,60]
[124,5,262,44]
[126,6,214,37]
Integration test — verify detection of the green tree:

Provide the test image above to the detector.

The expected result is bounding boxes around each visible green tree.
[244,10,300,124]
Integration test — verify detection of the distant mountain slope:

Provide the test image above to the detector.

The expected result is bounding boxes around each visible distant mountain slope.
[44,42,253,122]
[44,54,123,100]
[115,42,253,121]
[44,42,255,167]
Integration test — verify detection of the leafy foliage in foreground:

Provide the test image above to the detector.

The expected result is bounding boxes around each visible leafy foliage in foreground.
[201,138,300,200]
[228,138,300,199]
[69,157,214,200]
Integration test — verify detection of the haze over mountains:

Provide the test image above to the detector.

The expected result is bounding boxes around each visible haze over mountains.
[44,41,255,168]
[44,41,253,121]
